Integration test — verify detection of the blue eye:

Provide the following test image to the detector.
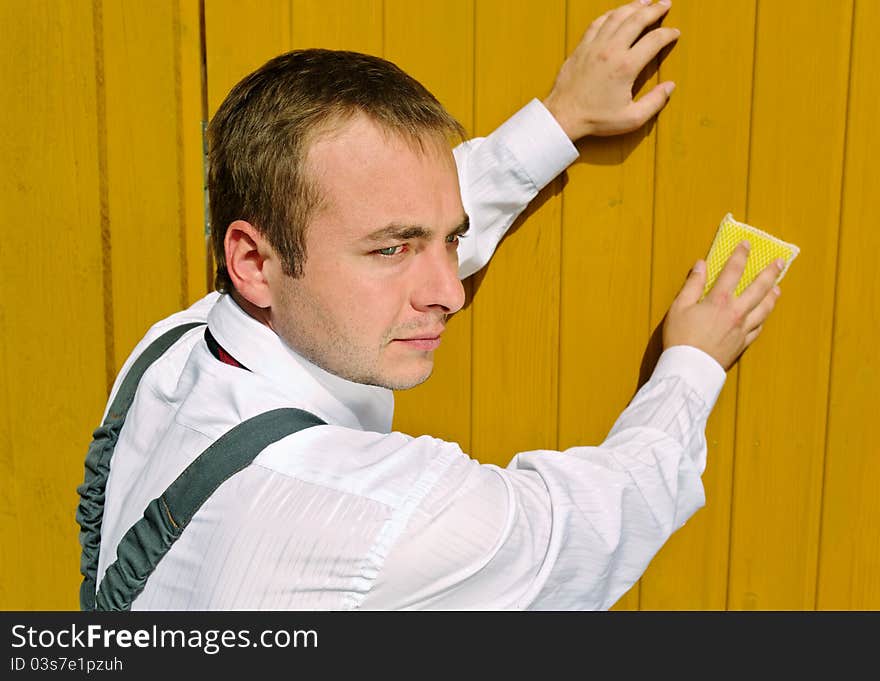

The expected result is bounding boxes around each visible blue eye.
[376,245,402,256]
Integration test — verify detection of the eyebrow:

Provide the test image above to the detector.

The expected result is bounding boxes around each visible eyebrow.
[364,214,470,243]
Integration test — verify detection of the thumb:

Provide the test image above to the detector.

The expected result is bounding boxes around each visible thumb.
[631,81,675,128]
[676,259,707,306]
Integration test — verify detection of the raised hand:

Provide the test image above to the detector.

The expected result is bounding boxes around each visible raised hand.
[543,0,680,141]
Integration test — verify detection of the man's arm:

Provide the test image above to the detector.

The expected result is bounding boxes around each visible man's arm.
[362,246,783,610]
[453,101,577,279]
[454,0,680,279]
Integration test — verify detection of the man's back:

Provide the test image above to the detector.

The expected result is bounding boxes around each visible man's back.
[95,290,723,610]
[98,293,422,609]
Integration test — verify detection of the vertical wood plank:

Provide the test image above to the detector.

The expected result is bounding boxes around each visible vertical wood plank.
[0,0,872,614]
[641,0,756,610]
[103,0,189,367]
[204,0,292,280]
[817,0,880,610]
[179,0,211,303]
[471,0,565,465]
[204,0,292,116]
[557,0,661,612]
[291,0,382,54]
[384,0,472,127]
[728,0,852,610]
[386,0,475,450]
[0,0,105,608]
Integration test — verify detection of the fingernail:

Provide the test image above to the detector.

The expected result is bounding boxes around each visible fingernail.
[774,286,781,296]
[640,0,651,5]
[776,258,785,271]
[664,81,676,95]
[659,0,672,6]
[693,259,705,274]
[742,240,750,250]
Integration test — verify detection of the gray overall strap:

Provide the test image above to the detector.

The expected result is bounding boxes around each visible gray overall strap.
[77,322,205,612]
[95,406,325,611]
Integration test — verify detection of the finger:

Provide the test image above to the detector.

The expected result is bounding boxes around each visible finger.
[743,323,764,348]
[737,257,784,312]
[613,0,672,48]
[626,80,676,130]
[596,0,651,40]
[628,26,681,75]
[674,259,707,307]
[583,9,614,44]
[744,286,780,332]
[708,241,751,300]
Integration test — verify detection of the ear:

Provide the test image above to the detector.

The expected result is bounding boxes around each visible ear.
[224,220,275,308]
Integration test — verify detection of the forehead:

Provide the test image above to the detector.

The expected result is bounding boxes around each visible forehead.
[303,114,463,241]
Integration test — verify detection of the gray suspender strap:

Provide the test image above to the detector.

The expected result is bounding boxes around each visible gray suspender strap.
[76,321,326,611]
[95,406,325,611]
[77,322,205,612]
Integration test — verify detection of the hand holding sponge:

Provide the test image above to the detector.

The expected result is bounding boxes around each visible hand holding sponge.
[702,213,799,299]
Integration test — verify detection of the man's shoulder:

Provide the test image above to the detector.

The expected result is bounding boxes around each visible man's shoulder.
[101,292,221,419]
[120,291,220,367]
[251,423,475,508]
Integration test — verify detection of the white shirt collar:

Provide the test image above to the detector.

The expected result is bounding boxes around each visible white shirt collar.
[207,293,394,433]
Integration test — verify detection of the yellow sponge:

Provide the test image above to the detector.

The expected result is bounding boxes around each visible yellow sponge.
[702,213,800,299]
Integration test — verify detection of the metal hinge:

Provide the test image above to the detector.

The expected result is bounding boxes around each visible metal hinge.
[202,120,210,238]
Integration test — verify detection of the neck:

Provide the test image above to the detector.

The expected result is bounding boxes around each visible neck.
[230,290,274,329]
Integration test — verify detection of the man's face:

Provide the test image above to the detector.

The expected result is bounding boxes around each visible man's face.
[268,114,467,390]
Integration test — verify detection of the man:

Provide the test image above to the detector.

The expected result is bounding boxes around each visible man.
[78,0,783,610]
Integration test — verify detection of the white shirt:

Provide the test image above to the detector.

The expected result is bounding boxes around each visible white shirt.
[95,100,726,610]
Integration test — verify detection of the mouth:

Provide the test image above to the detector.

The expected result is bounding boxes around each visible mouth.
[392,330,443,351]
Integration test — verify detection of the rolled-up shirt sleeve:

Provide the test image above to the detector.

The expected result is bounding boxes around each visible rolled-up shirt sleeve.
[362,346,726,610]
[454,98,578,280]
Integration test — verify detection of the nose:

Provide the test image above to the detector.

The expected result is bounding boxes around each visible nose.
[411,243,466,316]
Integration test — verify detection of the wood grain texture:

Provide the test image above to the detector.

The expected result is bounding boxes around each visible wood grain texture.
[728,0,852,610]
[204,0,292,282]
[0,0,105,609]
[204,0,292,117]
[4,0,880,612]
[816,0,880,610]
[557,0,663,612]
[103,0,189,368]
[179,0,210,304]
[470,0,565,469]
[291,0,382,54]
[641,0,756,610]
[386,0,475,451]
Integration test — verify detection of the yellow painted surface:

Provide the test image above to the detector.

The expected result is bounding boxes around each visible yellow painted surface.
[471,0,565,468]
[291,0,382,54]
[0,0,105,609]
[558,0,656,471]
[728,0,852,610]
[642,0,755,610]
[203,0,292,284]
[103,0,192,368]
[817,0,880,610]
[4,0,880,611]
[204,0,292,117]
[179,0,211,304]
[557,0,660,611]
[386,0,475,451]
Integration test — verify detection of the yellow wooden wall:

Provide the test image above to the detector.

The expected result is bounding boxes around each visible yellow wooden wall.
[2,0,877,610]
